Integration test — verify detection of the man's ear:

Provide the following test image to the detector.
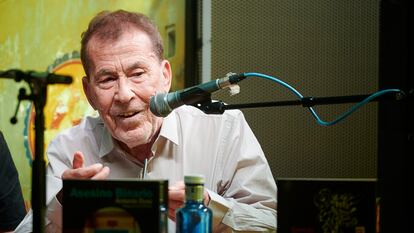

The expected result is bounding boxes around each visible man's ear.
[82,76,97,110]
[161,60,172,93]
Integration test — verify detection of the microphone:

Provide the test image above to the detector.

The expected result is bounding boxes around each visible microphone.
[150,73,246,117]
[0,69,73,84]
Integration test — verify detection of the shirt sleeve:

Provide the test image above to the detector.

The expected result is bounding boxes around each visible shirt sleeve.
[13,196,63,233]
[209,111,277,232]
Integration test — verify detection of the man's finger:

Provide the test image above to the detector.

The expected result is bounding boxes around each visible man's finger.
[75,163,104,178]
[169,200,184,210]
[91,166,110,180]
[72,151,84,169]
[169,189,185,201]
[62,163,103,179]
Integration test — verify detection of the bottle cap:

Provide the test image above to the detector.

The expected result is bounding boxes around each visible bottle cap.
[184,175,205,184]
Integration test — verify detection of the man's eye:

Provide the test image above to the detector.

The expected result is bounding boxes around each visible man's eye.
[129,72,145,82]
[100,77,116,83]
[131,71,144,78]
[96,76,116,88]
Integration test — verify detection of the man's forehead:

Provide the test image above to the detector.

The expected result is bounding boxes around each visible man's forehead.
[88,28,152,49]
[87,32,158,64]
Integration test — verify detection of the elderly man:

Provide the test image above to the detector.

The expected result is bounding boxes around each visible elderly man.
[16,10,276,232]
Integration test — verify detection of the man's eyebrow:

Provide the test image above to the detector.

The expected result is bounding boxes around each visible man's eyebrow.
[125,61,146,72]
[96,69,115,77]
[94,61,148,77]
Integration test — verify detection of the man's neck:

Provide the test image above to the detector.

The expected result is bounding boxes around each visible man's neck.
[121,142,152,163]
[116,129,161,164]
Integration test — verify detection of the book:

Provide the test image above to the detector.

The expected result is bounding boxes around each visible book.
[277,178,376,233]
[63,179,168,233]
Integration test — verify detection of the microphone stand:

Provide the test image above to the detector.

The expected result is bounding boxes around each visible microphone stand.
[195,90,411,114]
[1,70,72,233]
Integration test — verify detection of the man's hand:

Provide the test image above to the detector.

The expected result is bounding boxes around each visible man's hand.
[61,151,110,180]
[168,181,211,221]
[56,152,110,203]
[168,181,185,221]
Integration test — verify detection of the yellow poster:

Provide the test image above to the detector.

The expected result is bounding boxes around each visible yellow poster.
[0,0,185,209]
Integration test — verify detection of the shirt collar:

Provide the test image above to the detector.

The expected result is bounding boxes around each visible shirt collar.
[96,112,179,158]
[158,111,179,145]
[96,117,114,158]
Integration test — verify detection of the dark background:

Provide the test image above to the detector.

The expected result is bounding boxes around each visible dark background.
[188,0,413,231]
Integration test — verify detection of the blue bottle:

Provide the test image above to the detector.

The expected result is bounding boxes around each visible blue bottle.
[176,175,212,233]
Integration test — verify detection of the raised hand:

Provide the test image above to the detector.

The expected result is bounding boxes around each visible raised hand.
[61,151,110,180]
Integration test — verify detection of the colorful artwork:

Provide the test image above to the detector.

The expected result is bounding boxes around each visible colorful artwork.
[23,52,96,164]
[0,0,186,210]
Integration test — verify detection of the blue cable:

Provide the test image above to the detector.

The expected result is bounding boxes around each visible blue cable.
[243,72,402,126]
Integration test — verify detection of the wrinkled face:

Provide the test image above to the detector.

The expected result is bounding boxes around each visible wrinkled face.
[83,29,172,148]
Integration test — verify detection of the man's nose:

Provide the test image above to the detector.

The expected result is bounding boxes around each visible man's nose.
[114,78,134,103]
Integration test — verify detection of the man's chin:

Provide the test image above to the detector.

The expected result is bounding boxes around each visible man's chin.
[115,132,151,148]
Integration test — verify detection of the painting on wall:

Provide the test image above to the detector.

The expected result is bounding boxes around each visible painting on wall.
[0,0,188,210]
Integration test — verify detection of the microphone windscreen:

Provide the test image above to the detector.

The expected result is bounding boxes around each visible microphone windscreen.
[150,93,171,117]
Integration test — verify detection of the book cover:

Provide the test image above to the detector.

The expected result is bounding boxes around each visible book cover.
[63,179,168,233]
[277,178,376,233]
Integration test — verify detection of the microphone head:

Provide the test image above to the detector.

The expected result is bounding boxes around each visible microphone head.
[150,92,172,117]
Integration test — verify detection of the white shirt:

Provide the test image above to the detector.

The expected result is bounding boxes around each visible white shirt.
[15,106,277,232]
